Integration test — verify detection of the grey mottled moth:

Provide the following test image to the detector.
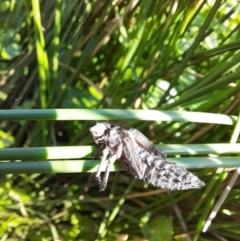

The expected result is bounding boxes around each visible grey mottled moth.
[90,122,204,191]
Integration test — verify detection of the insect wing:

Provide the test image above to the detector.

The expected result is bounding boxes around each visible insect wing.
[130,128,167,159]
[119,130,145,179]
[143,161,205,190]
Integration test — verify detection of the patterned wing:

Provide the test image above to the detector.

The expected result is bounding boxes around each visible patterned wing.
[142,161,205,190]
[129,128,167,159]
[129,128,204,190]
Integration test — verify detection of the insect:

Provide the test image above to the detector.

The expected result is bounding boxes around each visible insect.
[90,122,205,191]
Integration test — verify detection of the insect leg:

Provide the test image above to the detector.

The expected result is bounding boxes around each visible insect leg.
[99,154,118,191]
[99,142,123,191]
[94,147,109,182]
[92,144,105,158]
